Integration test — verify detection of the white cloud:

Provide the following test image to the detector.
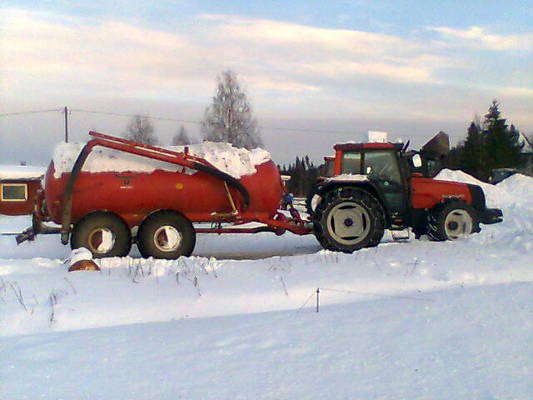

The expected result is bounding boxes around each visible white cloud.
[0,8,451,104]
[0,9,530,130]
[428,26,533,51]
[498,86,533,98]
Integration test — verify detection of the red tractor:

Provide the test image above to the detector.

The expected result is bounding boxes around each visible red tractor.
[306,132,503,252]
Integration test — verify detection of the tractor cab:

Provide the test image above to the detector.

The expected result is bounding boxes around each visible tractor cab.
[331,141,409,225]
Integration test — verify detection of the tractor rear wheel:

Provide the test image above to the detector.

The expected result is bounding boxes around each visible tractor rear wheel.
[305,185,322,217]
[427,201,479,241]
[71,212,132,258]
[313,188,385,252]
[137,211,196,259]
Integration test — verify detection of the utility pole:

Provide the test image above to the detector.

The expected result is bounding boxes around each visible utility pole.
[63,106,69,142]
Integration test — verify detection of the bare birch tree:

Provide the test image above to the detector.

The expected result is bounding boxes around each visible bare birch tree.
[124,115,158,145]
[201,70,263,149]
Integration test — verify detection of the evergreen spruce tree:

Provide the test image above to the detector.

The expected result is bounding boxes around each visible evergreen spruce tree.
[460,121,486,180]
[172,126,192,145]
[483,101,523,174]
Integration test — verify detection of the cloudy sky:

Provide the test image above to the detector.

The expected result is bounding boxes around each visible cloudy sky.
[1,0,531,166]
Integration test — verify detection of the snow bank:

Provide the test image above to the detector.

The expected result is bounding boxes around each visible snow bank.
[436,169,533,209]
[52,141,271,179]
[0,165,45,180]
[436,169,533,255]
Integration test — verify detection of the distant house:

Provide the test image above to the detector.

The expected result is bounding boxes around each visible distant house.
[0,165,45,215]
[520,134,533,176]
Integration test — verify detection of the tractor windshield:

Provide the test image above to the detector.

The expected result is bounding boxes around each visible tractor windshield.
[364,151,402,185]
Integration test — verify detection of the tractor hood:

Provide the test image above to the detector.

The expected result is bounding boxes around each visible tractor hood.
[420,131,450,159]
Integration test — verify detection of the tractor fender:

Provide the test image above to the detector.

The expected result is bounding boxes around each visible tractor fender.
[307,181,389,220]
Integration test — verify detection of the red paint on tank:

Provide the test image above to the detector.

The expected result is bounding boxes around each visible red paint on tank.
[43,160,284,227]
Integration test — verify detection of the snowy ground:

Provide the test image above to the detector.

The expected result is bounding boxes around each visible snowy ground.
[1,171,532,399]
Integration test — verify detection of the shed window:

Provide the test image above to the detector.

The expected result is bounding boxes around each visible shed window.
[1,183,28,201]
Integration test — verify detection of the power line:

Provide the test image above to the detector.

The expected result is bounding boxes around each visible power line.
[1,107,357,136]
[0,108,62,117]
[70,108,202,124]
[71,108,355,135]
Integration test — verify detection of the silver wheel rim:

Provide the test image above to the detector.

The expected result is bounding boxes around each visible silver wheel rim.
[444,209,473,239]
[88,228,115,254]
[154,226,182,252]
[326,201,371,245]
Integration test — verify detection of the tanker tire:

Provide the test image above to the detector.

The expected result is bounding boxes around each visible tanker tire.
[427,201,479,241]
[71,212,132,258]
[313,188,385,253]
[137,211,196,259]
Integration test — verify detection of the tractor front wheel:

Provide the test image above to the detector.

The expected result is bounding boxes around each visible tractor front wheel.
[427,201,479,241]
[313,188,385,252]
[137,211,196,259]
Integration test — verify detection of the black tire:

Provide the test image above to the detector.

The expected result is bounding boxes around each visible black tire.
[305,185,322,217]
[137,210,196,259]
[427,201,479,241]
[313,187,385,252]
[71,211,132,258]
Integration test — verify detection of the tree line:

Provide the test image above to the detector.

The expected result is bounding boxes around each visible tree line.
[279,156,321,197]
[443,100,528,181]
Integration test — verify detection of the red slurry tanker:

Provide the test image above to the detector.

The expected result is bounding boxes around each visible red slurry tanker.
[17,131,502,258]
[17,131,309,258]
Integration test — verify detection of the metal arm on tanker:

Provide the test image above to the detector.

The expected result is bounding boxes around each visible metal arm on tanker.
[58,131,251,245]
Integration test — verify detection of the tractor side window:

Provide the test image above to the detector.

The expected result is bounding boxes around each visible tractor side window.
[341,153,361,174]
[364,151,401,185]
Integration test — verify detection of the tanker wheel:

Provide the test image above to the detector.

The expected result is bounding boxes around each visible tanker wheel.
[313,188,385,253]
[71,212,132,258]
[427,201,479,241]
[137,211,196,259]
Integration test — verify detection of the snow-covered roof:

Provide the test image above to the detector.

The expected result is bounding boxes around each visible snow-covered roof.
[52,141,271,179]
[0,165,46,181]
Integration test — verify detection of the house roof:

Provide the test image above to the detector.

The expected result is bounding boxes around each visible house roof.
[0,165,46,181]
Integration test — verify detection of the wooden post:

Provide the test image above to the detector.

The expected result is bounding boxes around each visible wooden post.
[64,106,69,143]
